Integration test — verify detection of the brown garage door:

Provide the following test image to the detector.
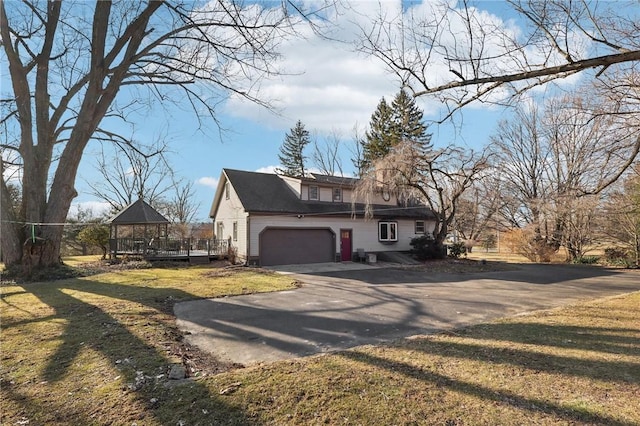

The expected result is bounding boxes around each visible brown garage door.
[260,228,335,266]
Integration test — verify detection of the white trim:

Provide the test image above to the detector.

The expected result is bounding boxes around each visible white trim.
[379,221,398,242]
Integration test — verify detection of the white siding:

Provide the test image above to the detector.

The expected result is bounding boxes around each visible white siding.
[350,191,398,206]
[280,176,302,198]
[212,180,249,259]
[298,183,396,206]
[249,215,435,257]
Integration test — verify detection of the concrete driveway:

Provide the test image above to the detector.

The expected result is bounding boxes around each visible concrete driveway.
[174,263,640,366]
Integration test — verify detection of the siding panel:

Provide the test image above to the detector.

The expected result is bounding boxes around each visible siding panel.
[249,215,435,258]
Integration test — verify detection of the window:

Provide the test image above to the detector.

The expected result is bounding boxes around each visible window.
[216,222,224,240]
[415,220,425,234]
[333,187,342,202]
[232,222,238,241]
[309,185,319,200]
[225,182,230,200]
[379,221,398,242]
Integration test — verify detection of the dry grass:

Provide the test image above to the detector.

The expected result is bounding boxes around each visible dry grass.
[199,292,640,425]
[2,256,639,425]
[1,261,296,425]
[467,250,533,263]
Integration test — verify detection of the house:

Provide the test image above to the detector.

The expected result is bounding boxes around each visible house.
[209,169,437,266]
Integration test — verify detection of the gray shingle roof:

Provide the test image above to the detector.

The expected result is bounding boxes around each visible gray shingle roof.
[223,169,436,219]
[306,173,359,186]
[108,199,170,224]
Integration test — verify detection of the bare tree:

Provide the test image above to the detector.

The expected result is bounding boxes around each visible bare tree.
[86,140,175,215]
[454,172,507,251]
[356,1,640,260]
[491,91,638,260]
[349,124,366,177]
[355,140,491,251]
[0,1,330,272]
[601,166,640,266]
[357,0,640,121]
[312,130,345,176]
[557,195,600,261]
[162,181,201,239]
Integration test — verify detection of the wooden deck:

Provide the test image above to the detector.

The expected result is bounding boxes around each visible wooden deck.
[109,238,229,262]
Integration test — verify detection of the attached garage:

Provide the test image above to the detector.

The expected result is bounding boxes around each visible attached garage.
[259,227,335,266]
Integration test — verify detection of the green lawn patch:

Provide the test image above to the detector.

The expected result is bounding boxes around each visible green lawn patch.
[2,260,639,425]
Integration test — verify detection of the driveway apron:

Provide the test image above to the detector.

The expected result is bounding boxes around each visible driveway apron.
[174,264,640,366]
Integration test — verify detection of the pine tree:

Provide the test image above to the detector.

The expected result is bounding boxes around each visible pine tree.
[391,89,432,148]
[361,97,397,172]
[360,89,431,173]
[276,120,310,178]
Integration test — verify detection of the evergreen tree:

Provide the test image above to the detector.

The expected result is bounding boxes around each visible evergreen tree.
[276,120,311,178]
[360,89,431,173]
[360,97,396,172]
[391,89,432,148]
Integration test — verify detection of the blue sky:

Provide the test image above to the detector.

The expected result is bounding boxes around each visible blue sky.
[65,0,577,221]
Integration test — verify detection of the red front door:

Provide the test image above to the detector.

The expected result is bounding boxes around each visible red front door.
[340,229,352,261]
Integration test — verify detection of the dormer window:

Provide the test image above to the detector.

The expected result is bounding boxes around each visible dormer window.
[333,187,342,202]
[309,185,319,200]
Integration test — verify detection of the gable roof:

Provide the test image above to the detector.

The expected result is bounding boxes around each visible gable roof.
[210,169,436,220]
[108,199,170,224]
[225,169,301,213]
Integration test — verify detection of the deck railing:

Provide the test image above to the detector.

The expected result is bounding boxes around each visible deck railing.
[109,238,229,258]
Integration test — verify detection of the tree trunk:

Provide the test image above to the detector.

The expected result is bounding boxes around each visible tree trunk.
[432,223,449,259]
[22,237,60,275]
[0,178,23,265]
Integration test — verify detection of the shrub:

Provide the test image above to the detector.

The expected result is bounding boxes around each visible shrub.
[448,242,467,259]
[77,224,110,259]
[227,246,239,264]
[604,248,627,262]
[572,256,600,264]
[502,228,556,262]
[410,235,444,260]
[602,247,634,268]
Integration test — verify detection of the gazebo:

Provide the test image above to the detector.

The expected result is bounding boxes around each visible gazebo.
[108,199,170,258]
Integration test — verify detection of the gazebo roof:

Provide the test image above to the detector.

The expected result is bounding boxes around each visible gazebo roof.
[108,199,170,225]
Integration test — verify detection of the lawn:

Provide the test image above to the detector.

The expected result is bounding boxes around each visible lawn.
[2,260,639,425]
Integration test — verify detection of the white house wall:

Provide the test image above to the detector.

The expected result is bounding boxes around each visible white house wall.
[280,175,302,198]
[213,180,249,259]
[248,215,435,257]
[298,184,391,205]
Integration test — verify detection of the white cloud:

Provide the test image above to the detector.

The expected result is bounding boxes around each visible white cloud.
[1,152,22,184]
[223,2,408,134]
[255,165,278,174]
[196,176,219,188]
[222,0,590,133]
[68,201,112,219]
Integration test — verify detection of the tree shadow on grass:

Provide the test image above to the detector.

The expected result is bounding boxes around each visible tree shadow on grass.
[3,278,257,425]
[341,349,637,426]
[466,322,640,357]
[339,316,640,425]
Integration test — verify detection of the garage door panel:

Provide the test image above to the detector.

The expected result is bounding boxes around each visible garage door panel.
[260,228,334,266]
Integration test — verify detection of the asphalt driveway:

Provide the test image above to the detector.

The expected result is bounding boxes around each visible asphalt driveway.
[174,263,640,366]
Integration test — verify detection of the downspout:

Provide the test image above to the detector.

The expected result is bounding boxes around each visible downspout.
[245,213,250,266]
